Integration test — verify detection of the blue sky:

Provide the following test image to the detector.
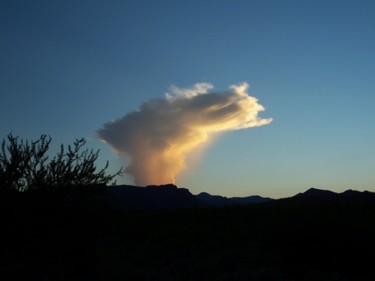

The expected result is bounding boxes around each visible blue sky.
[1,0,375,198]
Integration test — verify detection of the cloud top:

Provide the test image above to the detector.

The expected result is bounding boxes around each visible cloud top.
[97,82,272,186]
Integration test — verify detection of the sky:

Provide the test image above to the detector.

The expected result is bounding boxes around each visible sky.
[1,0,375,198]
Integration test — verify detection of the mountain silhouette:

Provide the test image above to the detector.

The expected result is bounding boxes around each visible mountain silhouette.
[103,185,275,209]
[2,184,374,280]
[100,185,375,210]
[196,192,273,206]
[292,187,338,200]
[289,187,375,202]
[195,192,232,206]
[102,185,375,209]
[340,189,375,201]
[103,184,202,209]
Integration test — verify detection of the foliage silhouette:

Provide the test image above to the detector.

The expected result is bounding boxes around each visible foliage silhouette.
[0,133,122,192]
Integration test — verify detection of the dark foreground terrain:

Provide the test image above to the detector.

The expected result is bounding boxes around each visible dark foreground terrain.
[1,188,374,281]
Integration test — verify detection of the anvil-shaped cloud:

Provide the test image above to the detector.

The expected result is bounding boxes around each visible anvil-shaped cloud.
[97,82,272,186]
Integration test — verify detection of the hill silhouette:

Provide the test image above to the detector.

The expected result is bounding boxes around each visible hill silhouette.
[103,184,201,209]
[102,184,375,209]
[196,192,273,206]
[102,184,274,209]
[1,185,374,281]
[287,187,375,202]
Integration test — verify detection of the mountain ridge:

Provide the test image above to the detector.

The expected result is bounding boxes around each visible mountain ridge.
[288,187,375,202]
[196,192,273,206]
[102,184,375,210]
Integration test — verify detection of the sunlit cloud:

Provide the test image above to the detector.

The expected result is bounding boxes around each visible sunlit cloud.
[97,82,272,186]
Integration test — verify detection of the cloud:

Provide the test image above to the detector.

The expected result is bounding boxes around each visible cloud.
[97,82,272,186]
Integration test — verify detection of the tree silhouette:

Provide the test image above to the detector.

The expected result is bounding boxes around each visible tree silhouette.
[0,133,122,192]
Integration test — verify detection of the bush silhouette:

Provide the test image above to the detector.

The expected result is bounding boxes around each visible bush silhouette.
[0,133,122,192]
